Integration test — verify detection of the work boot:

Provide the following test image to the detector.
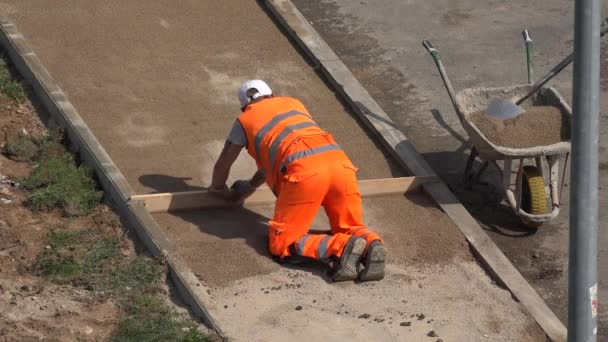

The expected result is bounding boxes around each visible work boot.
[358,240,386,281]
[331,237,366,282]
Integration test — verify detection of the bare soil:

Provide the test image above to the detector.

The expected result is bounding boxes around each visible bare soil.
[0,91,209,341]
[0,163,122,340]
[0,201,122,341]
[0,95,45,147]
[469,106,570,148]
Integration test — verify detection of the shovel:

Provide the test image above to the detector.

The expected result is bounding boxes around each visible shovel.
[487,17,608,120]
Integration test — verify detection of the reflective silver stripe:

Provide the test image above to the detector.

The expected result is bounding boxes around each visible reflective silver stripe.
[350,227,366,236]
[280,143,342,170]
[253,110,310,166]
[268,121,317,171]
[296,235,311,255]
[317,236,331,259]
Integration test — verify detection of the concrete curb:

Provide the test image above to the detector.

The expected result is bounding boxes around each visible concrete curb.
[0,19,226,339]
[261,1,568,341]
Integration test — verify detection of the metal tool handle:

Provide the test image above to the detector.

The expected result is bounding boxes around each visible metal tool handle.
[421,40,461,119]
[522,29,534,84]
[515,16,608,105]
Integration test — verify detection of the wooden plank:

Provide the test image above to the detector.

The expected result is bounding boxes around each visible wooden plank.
[130,176,433,213]
[261,1,567,341]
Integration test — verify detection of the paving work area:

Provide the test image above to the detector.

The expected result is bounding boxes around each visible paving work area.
[154,194,545,340]
[0,0,562,340]
[292,0,608,334]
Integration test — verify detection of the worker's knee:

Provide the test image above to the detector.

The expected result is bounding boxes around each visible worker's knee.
[268,221,291,258]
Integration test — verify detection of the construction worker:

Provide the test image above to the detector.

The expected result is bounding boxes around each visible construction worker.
[209,80,386,282]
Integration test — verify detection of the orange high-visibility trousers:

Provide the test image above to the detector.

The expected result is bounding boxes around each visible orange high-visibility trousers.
[268,135,383,260]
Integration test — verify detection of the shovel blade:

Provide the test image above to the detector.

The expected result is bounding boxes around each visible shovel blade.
[486,98,525,120]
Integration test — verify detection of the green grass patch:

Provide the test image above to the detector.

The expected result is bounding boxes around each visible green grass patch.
[34,229,113,281]
[34,228,211,341]
[33,228,161,295]
[22,132,102,215]
[5,134,38,161]
[112,294,211,342]
[36,229,164,294]
[107,256,161,293]
[0,58,26,102]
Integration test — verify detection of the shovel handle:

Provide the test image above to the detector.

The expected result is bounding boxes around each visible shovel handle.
[516,16,608,105]
[522,29,534,84]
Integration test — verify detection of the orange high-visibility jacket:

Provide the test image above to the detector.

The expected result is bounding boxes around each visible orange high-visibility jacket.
[237,96,339,192]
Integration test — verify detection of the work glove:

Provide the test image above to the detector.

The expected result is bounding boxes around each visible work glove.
[208,184,234,201]
[230,179,256,203]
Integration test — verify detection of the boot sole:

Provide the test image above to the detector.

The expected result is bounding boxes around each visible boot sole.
[332,238,366,282]
[359,243,386,281]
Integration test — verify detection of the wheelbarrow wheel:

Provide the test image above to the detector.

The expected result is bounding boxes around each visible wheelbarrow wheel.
[521,165,547,228]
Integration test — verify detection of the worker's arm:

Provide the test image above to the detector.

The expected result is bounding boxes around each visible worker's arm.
[210,141,243,193]
[248,169,265,188]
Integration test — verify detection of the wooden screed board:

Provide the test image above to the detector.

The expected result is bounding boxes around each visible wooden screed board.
[130,176,435,213]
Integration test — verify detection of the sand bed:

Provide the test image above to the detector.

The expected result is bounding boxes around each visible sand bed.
[153,194,471,287]
[469,106,570,148]
[153,193,544,341]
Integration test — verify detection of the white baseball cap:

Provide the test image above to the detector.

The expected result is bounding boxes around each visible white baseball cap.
[238,80,272,108]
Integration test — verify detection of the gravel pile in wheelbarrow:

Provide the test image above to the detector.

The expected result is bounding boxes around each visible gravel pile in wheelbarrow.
[469,105,570,148]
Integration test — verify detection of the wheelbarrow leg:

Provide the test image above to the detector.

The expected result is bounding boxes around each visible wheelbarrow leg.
[473,161,489,183]
[514,159,525,214]
[463,146,479,185]
[547,155,560,209]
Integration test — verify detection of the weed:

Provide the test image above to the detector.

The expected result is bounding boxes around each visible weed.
[34,228,162,295]
[34,228,209,341]
[4,134,39,161]
[112,294,211,342]
[108,256,161,292]
[83,237,119,274]
[0,58,25,102]
[34,230,92,280]
[23,133,102,215]
[34,251,82,279]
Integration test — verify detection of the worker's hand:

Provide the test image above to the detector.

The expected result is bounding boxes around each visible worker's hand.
[230,179,256,203]
[208,184,235,201]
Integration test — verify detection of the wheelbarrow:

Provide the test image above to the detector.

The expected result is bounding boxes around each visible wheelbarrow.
[422,39,572,228]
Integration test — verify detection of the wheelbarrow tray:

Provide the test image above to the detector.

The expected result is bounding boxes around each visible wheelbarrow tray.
[454,84,572,161]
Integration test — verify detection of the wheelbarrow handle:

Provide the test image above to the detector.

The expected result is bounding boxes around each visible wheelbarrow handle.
[421,40,460,117]
[422,40,435,53]
[522,29,534,84]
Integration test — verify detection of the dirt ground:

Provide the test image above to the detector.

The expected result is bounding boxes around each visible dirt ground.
[0,200,121,341]
[0,98,118,340]
[0,1,552,340]
[0,94,209,341]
